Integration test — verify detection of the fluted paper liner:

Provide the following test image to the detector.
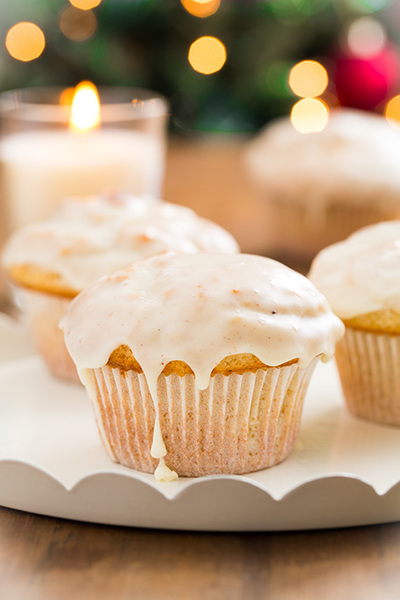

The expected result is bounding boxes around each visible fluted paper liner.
[336,327,400,426]
[88,359,318,477]
[14,286,79,382]
[265,195,398,261]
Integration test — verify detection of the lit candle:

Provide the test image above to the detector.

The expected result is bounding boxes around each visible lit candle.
[0,83,168,230]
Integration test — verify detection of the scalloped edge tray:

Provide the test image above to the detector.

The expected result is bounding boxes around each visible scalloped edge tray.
[1,314,400,531]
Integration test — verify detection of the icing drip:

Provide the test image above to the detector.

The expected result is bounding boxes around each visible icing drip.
[150,411,167,459]
[154,458,178,482]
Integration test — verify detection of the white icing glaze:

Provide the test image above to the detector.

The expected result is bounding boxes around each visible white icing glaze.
[151,419,167,459]
[63,252,343,376]
[154,458,178,482]
[309,220,400,319]
[2,192,239,292]
[62,252,343,475]
[245,109,400,208]
[63,252,343,375]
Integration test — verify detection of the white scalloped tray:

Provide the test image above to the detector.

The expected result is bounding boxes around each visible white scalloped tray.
[1,315,400,531]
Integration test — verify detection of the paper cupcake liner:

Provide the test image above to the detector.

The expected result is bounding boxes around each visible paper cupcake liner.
[264,195,399,263]
[88,359,318,477]
[336,327,400,426]
[14,285,79,383]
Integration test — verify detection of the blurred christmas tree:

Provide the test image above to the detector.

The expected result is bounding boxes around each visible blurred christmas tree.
[0,0,399,134]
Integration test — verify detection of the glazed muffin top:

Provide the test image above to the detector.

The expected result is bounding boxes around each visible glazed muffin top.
[309,221,400,322]
[245,109,400,204]
[2,193,239,296]
[62,252,344,389]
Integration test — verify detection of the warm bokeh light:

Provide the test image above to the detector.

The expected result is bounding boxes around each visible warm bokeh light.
[59,87,75,108]
[70,81,101,132]
[5,22,45,62]
[60,7,97,41]
[181,0,220,18]
[188,36,226,74]
[385,95,400,129]
[347,17,386,58]
[69,0,102,9]
[290,98,329,133]
[288,60,328,98]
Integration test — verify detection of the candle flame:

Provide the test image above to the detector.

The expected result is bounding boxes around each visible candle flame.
[69,81,100,132]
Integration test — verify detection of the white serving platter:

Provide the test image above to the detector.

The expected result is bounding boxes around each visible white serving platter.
[1,315,400,531]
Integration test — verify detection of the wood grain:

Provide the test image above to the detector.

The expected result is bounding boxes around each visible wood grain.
[1,506,400,600]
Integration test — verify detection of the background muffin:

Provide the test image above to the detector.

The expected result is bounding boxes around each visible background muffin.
[2,192,239,381]
[309,221,400,425]
[62,252,343,479]
[244,109,400,270]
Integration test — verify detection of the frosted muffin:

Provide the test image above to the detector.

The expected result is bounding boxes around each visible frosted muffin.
[309,221,400,425]
[62,252,343,479]
[244,109,400,268]
[2,193,239,381]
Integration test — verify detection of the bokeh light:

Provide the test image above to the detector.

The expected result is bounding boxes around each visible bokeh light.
[385,95,400,129]
[60,7,97,41]
[290,98,329,133]
[181,0,220,18]
[5,22,45,62]
[59,87,75,108]
[288,60,328,98]
[69,0,102,9]
[347,17,386,58]
[188,36,226,74]
[70,81,101,132]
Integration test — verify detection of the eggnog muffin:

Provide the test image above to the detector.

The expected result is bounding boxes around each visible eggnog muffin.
[62,252,344,479]
[309,221,400,425]
[2,193,239,381]
[245,109,400,267]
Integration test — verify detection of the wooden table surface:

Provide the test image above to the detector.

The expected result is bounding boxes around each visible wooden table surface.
[2,507,400,600]
[2,139,400,599]
[164,137,273,258]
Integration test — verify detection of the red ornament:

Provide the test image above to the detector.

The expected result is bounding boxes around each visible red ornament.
[333,44,400,111]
